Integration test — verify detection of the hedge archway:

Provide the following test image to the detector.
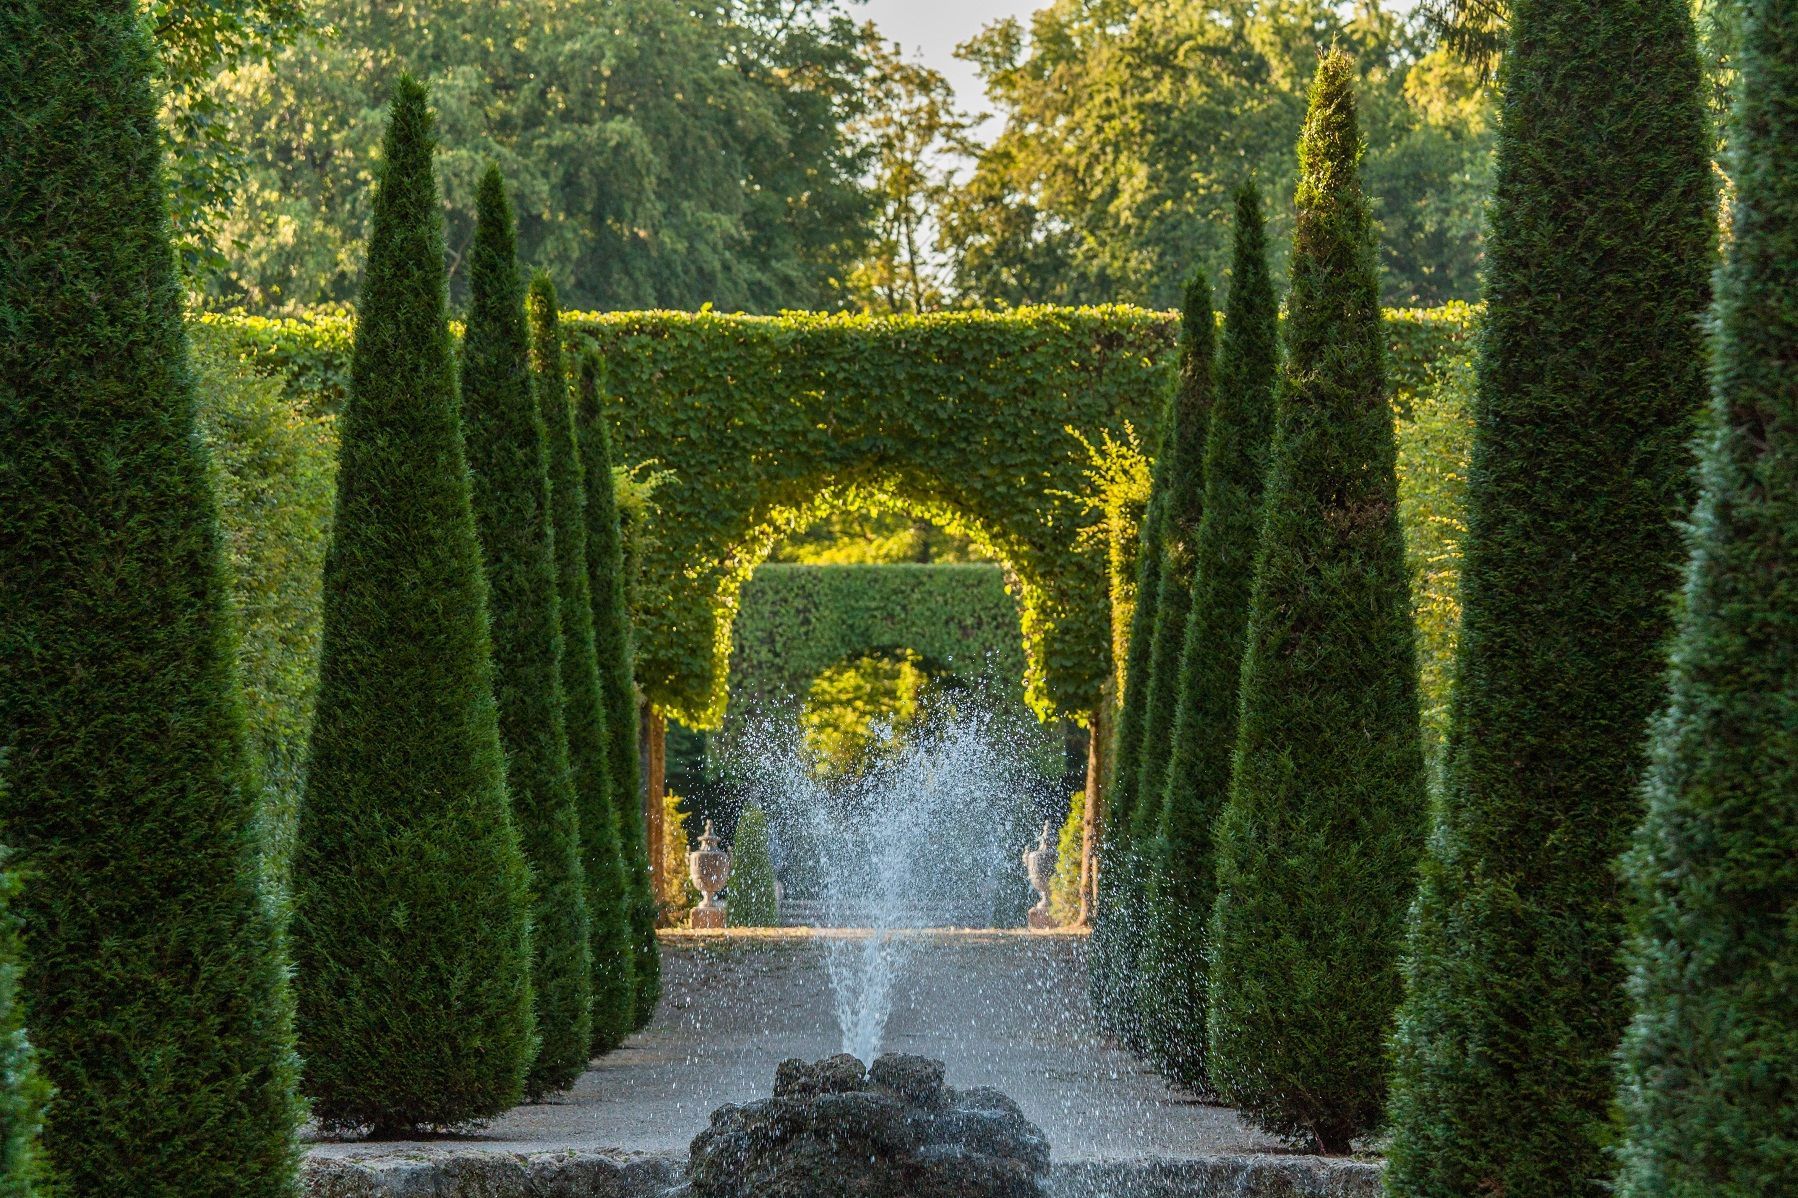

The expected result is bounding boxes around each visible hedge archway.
[568,308,1179,727]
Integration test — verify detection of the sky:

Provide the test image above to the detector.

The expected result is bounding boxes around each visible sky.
[857,0,1043,123]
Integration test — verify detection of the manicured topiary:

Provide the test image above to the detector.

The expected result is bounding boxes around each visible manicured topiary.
[1140,185,1279,1088]
[1129,274,1217,822]
[0,1,303,1189]
[1616,0,1797,1190]
[729,807,780,928]
[1383,0,1714,1187]
[575,352,661,1030]
[530,280,637,1053]
[462,170,592,1097]
[1204,52,1428,1154]
[292,78,536,1133]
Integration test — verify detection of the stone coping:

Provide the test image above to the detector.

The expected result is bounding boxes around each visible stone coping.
[303,1149,1383,1198]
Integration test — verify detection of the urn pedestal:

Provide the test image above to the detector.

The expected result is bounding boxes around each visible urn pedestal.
[1023,820,1058,930]
[688,819,732,929]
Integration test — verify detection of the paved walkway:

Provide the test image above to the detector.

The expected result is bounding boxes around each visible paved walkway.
[308,930,1277,1163]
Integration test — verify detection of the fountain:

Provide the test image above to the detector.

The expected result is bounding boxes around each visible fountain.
[675,1053,1049,1198]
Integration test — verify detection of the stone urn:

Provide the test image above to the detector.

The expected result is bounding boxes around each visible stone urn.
[1022,820,1057,930]
[688,819,732,929]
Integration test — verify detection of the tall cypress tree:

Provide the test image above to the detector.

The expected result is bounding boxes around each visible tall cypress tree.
[0,0,303,1189]
[293,79,536,1133]
[1117,274,1216,1040]
[1383,0,1714,1186]
[531,283,639,1049]
[1617,0,1796,1190]
[1204,52,1427,1154]
[576,352,661,1030]
[1140,185,1279,1087]
[462,170,593,1096]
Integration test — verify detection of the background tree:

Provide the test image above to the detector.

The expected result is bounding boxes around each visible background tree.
[462,170,593,1096]
[945,0,1495,307]
[293,78,536,1133]
[1139,185,1279,1088]
[1618,0,1797,1189]
[1205,51,1427,1154]
[1383,0,1714,1185]
[200,0,874,311]
[0,0,304,1189]
[576,353,661,1028]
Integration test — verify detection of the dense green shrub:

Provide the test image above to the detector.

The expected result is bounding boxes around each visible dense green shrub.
[0,0,304,1189]
[462,172,592,1096]
[575,352,660,1030]
[192,326,338,889]
[1140,185,1280,1087]
[1205,52,1427,1154]
[1383,0,1715,1187]
[1617,0,1797,1190]
[1130,275,1216,826]
[729,807,779,927]
[292,78,536,1133]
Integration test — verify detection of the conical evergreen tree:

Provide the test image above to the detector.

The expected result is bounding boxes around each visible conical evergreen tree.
[461,170,592,1097]
[576,352,661,1029]
[1116,274,1217,1041]
[531,282,638,1051]
[0,1,303,1189]
[1139,185,1280,1087]
[1204,52,1427,1154]
[1383,0,1714,1187]
[1617,0,1796,1190]
[293,78,535,1133]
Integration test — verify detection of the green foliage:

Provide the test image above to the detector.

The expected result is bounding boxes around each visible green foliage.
[530,279,633,1056]
[293,79,535,1133]
[1618,0,1798,1190]
[1384,0,1715,1184]
[1048,790,1086,928]
[463,175,592,1097]
[1206,53,1428,1154]
[201,0,874,312]
[728,807,779,927]
[1130,276,1217,832]
[567,307,1178,728]
[946,0,1495,308]
[574,352,658,1032]
[192,325,338,887]
[0,0,304,1189]
[1140,186,1281,1089]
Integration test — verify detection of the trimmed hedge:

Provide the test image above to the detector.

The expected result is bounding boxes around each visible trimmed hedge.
[729,806,779,927]
[1141,185,1281,1088]
[725,563,1029,728]
[1617,0,1797,1189]
[462,174,592,1097]
[573,351,657,1035]
[293,79,536,1133]
[0,0,304,1190]
[1383,0,1715,1185]
[1205,51,1428,1154]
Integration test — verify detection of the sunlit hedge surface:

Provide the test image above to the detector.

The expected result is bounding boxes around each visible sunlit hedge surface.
[195,304,1473,741]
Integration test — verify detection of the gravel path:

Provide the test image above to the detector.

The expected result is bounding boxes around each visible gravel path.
[308,929,1278,1163]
